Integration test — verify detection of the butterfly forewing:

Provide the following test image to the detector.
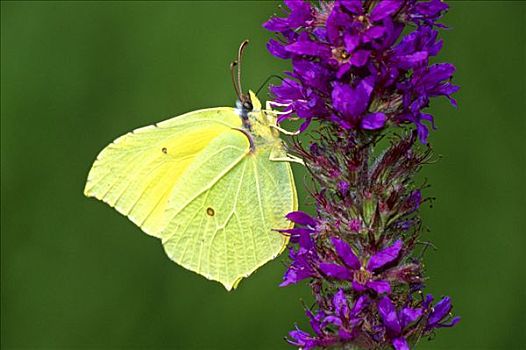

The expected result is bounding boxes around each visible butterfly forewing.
[84,108,243,237]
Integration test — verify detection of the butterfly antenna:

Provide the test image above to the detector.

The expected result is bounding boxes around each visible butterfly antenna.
[230,60,241,100]
[236,39,250,101]
[255,74,285,97]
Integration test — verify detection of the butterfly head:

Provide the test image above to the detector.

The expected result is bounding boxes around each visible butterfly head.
[236,90,262,120]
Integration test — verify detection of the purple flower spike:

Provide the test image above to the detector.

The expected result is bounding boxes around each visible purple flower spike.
[265,1,459,348]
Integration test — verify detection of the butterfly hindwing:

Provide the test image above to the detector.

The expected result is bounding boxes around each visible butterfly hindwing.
[162,145,295,290]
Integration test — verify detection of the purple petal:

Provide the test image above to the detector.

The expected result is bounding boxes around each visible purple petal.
[351,295,369,314]
[280,250,317,286]
[264,0,312,33]
[333,289,351,318]
[367,240,403,271]
[263,17,290,32]
[440,316,461,328]
[338,328,354,341]
[294,90,329,119]
[428,296,453,325]
[421,63,456,90]
[270,78,302,100]
[332,83,357,119]
[366,280,391,294]
[319,263,352,280]
[377,296,401,335]
[287,326,317,348]
[278,227,314,249]
[392,337,410,350]
[267,39,291,59]
[400,307,423,328]
[331,237,361,270]
[284,0,313,29]
[413,0,449,19]
[286,40,330,57]
[326,4,352,44]
[313,27,328,41]
[361,112,387,130]
[323,315,343,326]
[370,0,402,21]
[336,63,352,79]
[351,281,367,293]
[332,77,374,118]
[416,120,429,144]
[286,211,317,226]
[280,266,310,286]
[365,25,386,40]
[423,294,434,308]
[350,49,371,67]
[292,58,331,92]
[306,309,324,336]
[394,51,429,69]
[341,0,363,14]
[344,32,360,52]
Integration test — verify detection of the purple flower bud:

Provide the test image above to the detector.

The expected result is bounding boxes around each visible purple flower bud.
[338,180,350,196]
[349,218,362,232]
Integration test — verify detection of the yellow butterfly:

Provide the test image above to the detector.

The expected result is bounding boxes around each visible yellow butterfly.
[84,41,300,290]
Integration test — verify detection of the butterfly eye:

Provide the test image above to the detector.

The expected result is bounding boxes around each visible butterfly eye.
[243,100,253,111]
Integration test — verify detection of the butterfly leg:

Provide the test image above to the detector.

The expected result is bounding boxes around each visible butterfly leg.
[269,147,305,165]
[270,125,300,136]
[264,101,301,136]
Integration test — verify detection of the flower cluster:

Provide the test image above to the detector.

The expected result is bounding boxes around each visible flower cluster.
[265,0,458,143]
[264,1,460,349]
[282,207,459,349]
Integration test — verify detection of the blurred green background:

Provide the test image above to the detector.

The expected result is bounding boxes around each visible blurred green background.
[1,1,524,349]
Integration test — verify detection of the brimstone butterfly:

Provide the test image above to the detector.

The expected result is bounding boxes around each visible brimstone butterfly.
[84,42,299,290]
